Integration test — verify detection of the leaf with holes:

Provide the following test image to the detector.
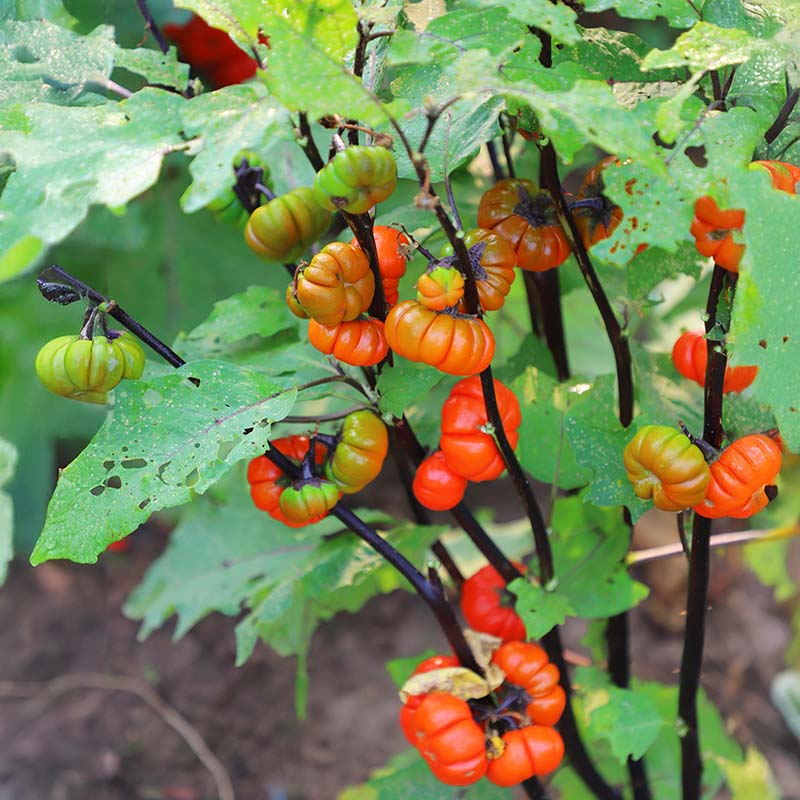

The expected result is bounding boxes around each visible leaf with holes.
[30,360,296,565]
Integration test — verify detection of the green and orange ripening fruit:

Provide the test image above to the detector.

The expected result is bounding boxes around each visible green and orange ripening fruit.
[399,654,461,745]
[308,317,388,367]
[278,480,341,525]
[491,641,566,726]
[410,692,488,786]
[245,187,332,263]
[416,266,465,311]
[350,225,410,306]
[412,450,468,511]
[325,410,389,494]
[35,332,145,404]
[290,241,375,325]
[313,145,398,214]
[439,376,521,482]
[439,228,517,312]
[460,562,527,643]
[485,725,564,786]
[623,425,710,511]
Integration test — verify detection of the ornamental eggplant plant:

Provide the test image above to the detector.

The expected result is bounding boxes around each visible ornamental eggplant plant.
[3,3,800,800]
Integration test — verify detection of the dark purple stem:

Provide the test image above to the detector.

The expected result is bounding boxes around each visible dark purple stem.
[265,446,481,672]
[38,266,185,367]
[135,0,169,54]
[678,264,728,800]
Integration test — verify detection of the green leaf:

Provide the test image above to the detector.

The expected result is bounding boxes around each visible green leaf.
[460,0,579,45]
[30,361,296,565]
[577,667,664,762]
[177,0,397,126]
[0,437,16,584]
[744,537,794,601]
[173,286,300,360]
[632,345,703,436]
[642,22,767,73]
[550,496,648,617]
[626,244,703,300]
[728,169,800,450]
[715,747,781,799]
[338,748,512,799]
[511,368,592,490]
[477,502,646,634]
[377,361,445,418]
[496,75,666,168]
[385,650,436,689]
[0,19,115,104]
[392,72,503,181]
[510,577,574,639]
[564,375,651,521]
[125,490,423,716]
[581,0,703,28]
[554,29,678,83]
[113,45,189,88]
[233,514,444,714]
[0,89,188,281]
[0,0,77,27]
[179,83,293,212]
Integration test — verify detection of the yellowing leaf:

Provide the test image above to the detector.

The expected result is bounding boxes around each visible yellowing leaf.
[399,667,491,703]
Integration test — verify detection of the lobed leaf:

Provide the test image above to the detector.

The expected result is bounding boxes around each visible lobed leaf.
[30,360,296,565]
[0,89,187,281]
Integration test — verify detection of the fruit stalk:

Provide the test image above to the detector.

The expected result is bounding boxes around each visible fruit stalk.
[37,265,186,368]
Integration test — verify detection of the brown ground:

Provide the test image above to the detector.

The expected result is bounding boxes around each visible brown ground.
[0,510,798,800]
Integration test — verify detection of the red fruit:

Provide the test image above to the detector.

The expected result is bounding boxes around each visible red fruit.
[671,330,758,393]
[460,563,527,643]
[412,451,468,511]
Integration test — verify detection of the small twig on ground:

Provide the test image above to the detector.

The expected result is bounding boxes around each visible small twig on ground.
[0,673,236,800]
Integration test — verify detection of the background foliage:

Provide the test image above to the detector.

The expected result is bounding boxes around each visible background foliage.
[1,0,800,796]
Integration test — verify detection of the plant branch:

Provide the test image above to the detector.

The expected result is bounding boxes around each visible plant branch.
[341,212,388,320]
[38,265,185,368]
[296,112,325,171]
[389,416,522,583]
[539,145,633,426]
[627,527,786,565]
[391,418,618,800]
[533,17,639,796]
[541,627,622,800]
[486,140,505,181]
[379,98,621,800]
[281,405,371,424]
[265,447,479,671]
[765,86,800,145]
[389,429,465,587]
[526,271,570,380]
[135,0,170,54]
[679,264,728,800]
